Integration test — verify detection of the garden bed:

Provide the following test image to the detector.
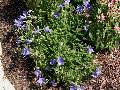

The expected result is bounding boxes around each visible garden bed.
[0,0,120,90]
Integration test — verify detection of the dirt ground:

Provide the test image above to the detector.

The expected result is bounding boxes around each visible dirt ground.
[0,0,38,90]
[0,0,120,90]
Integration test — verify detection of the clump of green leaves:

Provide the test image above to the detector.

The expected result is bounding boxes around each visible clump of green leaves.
[16,0,120,88]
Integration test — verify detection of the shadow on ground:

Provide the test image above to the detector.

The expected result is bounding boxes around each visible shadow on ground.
[0,0,27,22]
[0,0,39,90]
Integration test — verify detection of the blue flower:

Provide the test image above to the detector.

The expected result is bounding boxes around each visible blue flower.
[69,83,76,90]
[76,5,83,14]
[87,46,94,54]
[14,11,29,28]
[76,85,85,90]
[44,26,52,33]
[34,69,41,77]
[58,3,64,9]
[50,59,56,65]
[25,38,32,44]
[19,12,27,20]
[83,0,91,9]
[50,80,57,87]
[53,12,60,19]
[70,86,75,90]
[91,67,101,78]
[37,77,45,85]
[33,26,40,34]
[57,56,64,66]
[22,48,30,56]
[14,19,23,28]
[21,24,28,30]
[64,0,70,5]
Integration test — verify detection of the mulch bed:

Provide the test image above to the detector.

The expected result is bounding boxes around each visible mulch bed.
[0,0,38,90]
[81,49,120,90]
[0,0,120,90]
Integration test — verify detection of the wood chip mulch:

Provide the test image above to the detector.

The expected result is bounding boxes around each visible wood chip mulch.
[0,0,120,90]
[81,49,120,90]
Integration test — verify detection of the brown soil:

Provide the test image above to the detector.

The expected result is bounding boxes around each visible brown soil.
[0,0,120,90]
[82,49,120,90]
[0,0,38,90]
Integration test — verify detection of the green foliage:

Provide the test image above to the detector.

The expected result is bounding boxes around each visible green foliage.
[16,0,120,88]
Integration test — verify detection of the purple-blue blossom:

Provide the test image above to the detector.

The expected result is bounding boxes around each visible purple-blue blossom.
[70,86,75,90]
[50,59,56,65]
[22,47,30,56]
[69,83,76,90]
[19,11,27,20]
[21,24,28,30]
[53,12,60,18]
[14,19,23,28]
[44,26,52,33]
[70,83,84,90]
[25,38,32,44]
[33,26,40,34]
[57,56,64,66]
[76,5,83,14]
[14,10,31,28]
[50,80,57,87]
[37,77,45,85]
[91,67,101,78]
[64,0,70,5]
[34,69,41,77]
[87,46,94,54]
[14,11,27,28]
[83,0,91,9]
[76,85,85,90]
[58,3,64,9]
